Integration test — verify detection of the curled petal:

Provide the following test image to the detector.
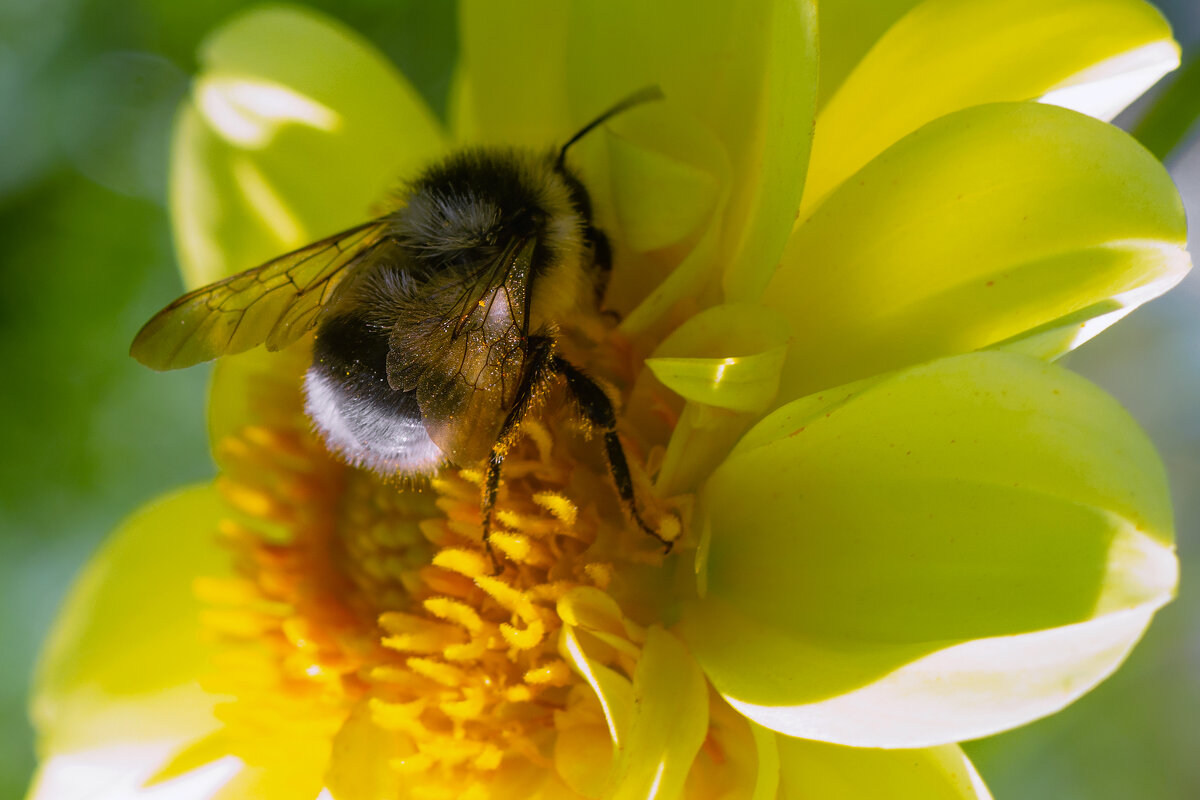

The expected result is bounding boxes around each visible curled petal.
[770,102,1189,401]
[607,628,708,800]
[647,304,791,413]
[804,0,1178,212]
[649,303,792,496]
[683,352,1177,746]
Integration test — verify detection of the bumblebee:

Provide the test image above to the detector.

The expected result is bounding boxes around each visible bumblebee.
[131,89,667,555]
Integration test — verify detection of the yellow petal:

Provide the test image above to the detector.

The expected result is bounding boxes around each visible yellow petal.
[682,702,779,800]
[563,0,818,316]
[648,304,793,495]
[776,738,991,799]
[323,703,407,800]
[560,626,633,748]
[212,763,325,800]
[684,352,1177,746]
[454,0,571,146]
[770,102,1189,401]
[207,346,309,459]
[605,113,723,253]
[815,0,921,108]
[647,304,790,413]
[32,486,229,760]
[172,6,446,287]
[803,0,1178,213]
[607,628,708,800]
[555,713,612,799]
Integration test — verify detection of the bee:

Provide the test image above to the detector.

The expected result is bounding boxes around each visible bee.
[131,88,669,558]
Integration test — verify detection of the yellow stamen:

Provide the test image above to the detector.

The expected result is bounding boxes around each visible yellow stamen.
[420,598,485,634]
[524,660,571,686]
[199,394,688,798]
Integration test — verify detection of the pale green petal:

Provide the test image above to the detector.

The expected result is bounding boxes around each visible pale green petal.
[649,304,792,496]
[562,0,817,318]
[682,352,1177,746]
[769,102,1189,401]
[31,486,229,767]
[607,628,708,800]
[646,304,791,413]
[613,164,727,334]
[605,116,723,254]
[804,0,1178,213]
[776,738,991,800]
[173,6,446,287]
[655,404,757,500]
[717,0,818,303]
[592,104,730,328]
[454,0,571,145]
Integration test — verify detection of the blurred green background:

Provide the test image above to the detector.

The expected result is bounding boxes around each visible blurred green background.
[0,1,1196,798]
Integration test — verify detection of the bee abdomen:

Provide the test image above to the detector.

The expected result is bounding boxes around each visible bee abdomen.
[303,312,444,475]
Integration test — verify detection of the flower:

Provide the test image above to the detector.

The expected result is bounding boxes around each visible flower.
[29,1,1188,799]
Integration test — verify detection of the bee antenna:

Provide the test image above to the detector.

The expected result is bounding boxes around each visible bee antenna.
[556,85,665,170]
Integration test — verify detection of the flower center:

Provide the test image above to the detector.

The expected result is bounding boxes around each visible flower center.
[199,383,676,798]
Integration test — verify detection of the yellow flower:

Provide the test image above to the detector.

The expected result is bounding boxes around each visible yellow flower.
[29,2,1188,799]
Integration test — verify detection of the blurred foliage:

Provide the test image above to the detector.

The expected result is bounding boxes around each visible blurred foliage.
[0,0,1197,798]
[1134,48,1200,161]
[0,1,456,796]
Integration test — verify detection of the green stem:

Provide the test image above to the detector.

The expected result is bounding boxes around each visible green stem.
[1132,47,1200,162]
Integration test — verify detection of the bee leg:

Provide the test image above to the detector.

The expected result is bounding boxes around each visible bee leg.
[481,449,505,572]
[481,337,557,572]
[552,356,672,553]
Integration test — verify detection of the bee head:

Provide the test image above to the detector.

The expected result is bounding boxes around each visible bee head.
[390,149,586,277]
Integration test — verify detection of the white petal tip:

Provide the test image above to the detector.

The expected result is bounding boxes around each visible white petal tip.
[29,745,242,800]
[1040,40,1180,122]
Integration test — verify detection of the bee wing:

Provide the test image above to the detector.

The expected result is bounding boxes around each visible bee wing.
[131,220,390,370]
[386,237,537,464]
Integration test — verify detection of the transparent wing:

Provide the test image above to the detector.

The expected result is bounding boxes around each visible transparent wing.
[130,220,389,370]
[386,237,536,464]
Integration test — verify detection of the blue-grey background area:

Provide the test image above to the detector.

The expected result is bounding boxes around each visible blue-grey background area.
[0,1,1195,798]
